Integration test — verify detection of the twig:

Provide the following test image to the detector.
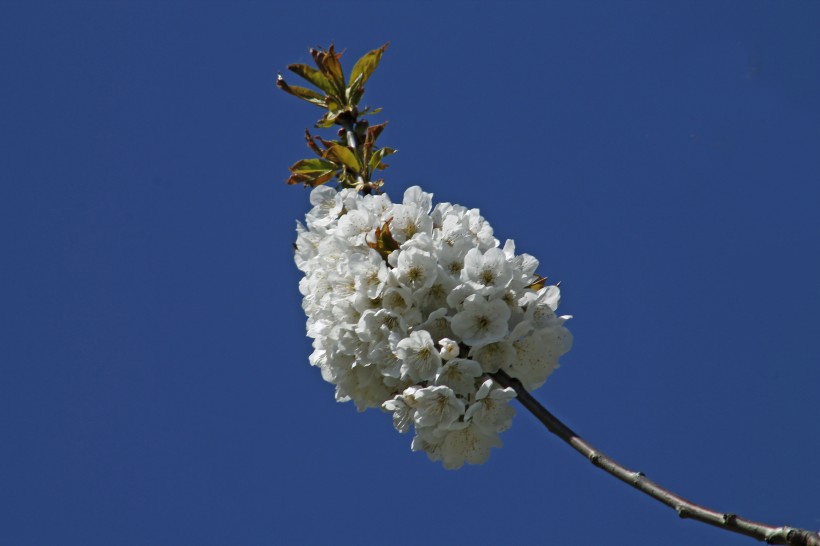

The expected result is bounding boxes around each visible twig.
[339,117,367,191]
[489,369,820,546]
[339,118,358,149]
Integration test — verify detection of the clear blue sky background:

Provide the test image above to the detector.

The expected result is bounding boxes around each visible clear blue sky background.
[1,2,818,545]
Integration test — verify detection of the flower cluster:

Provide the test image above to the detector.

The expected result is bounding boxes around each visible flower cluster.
[295,185,573,469]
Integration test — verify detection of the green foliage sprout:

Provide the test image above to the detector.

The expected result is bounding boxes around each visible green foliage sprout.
[278,44,394,193]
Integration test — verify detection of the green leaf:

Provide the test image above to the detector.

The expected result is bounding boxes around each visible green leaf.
[316,110,342,128]
[526,275,548,291]
[277,75,326,107]
[286,169,336,187]
[350,43,389,89]
[366,217,400,260]
[323,144,361,172]
[309,169,337,187]
[368,147,396,173]
[345,73,364,105]
[288,64,337,97]
[287,156,339,187]
[290,157,338,174]
[311,45,345,96]
[315,116,336,129]
[359,106,383,117]
[364,122,387,152]
[325,97,343,112]
[313,135,337,149]
[304,129,323,156]
[349,83,365,107]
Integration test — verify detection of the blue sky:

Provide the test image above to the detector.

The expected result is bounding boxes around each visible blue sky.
[1,2,818,545]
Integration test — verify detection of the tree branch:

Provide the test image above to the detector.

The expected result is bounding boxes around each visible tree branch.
[489,369,820,546]
[338,117,368,191]
[339,118,358,149]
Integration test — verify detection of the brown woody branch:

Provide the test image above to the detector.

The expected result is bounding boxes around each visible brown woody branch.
[489,369,820,546]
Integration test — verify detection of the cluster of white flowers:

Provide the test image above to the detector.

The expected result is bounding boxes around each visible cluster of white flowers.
[295,185,573,469]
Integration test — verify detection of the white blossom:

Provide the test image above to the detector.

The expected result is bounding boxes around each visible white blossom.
[470,339,515,374]
[349,249,389,299]
[434,358,483,396]
[390,203,433,243]
[381,285,414,316]
[462,247,513,296]
[336,208,376,246]
[382,387,418,433]
[403,185,433,214]
[395,330,441,382]
[415,308,454,344]
[466,379,517,432]
[412,385,464,429]
[355,309,406,343]
[450,294,511,347]
[439,420,501,470]
[438,338,459,360]
[395,246,438,293]
[507,321,573,390]
[305,185,343,229]
[294,184,572,469]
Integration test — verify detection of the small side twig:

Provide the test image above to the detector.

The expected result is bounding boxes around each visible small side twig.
[489,369,820,546]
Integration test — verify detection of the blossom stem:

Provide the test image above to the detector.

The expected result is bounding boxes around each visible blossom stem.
[489,369,820,546]
[339,118,368,191]
[340,118,358,150]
